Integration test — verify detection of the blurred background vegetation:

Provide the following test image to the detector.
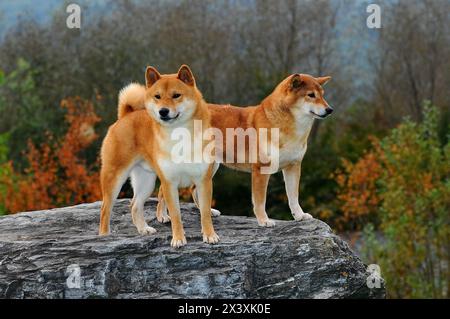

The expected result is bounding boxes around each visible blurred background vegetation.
[0,0,448,298]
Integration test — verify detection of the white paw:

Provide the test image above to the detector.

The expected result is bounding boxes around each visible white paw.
[203,232,220,244]
[294,212,313,221]
[257,218,276,227]
[138,225,157,235]
[211,209,221,217]
[171,236,187,248]
[157,214,171,223]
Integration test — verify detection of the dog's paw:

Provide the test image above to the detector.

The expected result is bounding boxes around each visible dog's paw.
[203,232,220,244]
[293,212,313,221]
[98,227,110,236]
[257,218,276,227]
[138,226,157,235]
[171,236,187,248]
[157,214,171,223]
[211,209,221,217]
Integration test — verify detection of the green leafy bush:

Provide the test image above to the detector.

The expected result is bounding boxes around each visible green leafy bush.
[0,132,11,215]
[0,59,65,168]
[360,104,450,298]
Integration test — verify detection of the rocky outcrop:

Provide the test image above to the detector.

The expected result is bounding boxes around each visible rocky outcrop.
[0,199,385,299]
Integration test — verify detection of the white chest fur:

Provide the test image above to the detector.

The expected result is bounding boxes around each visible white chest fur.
[278,114,313,169]
[156,125,210,188]
[157,159,210,188]
[278,139,308,168]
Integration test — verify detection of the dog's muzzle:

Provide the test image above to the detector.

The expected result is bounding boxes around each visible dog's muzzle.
[159,108,179,122]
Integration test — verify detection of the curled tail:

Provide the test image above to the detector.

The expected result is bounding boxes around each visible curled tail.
[118,83,146,119]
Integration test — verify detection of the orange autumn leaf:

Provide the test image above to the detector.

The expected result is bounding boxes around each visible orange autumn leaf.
[0,97,101,213]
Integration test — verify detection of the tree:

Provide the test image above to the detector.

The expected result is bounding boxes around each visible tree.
[371,0,450,124]
[337,104,450,298]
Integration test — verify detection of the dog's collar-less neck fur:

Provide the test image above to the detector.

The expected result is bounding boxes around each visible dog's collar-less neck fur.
[261,95,315,138]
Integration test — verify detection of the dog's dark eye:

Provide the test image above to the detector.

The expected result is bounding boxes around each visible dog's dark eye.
[173,93,181,99]
[308,93,315,98]
[155,94,161,99]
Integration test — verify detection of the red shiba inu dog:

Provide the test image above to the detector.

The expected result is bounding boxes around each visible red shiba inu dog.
[120,73,332,227]
[98,65,219,247]
[200,74,333,226]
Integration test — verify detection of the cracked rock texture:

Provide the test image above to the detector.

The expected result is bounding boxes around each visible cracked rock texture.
[0,199,385,299]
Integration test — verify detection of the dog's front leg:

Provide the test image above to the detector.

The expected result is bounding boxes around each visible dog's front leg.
[160,180,186,248]
[251,166,275,227]
[196,178,220,244]
[282,162,313,221]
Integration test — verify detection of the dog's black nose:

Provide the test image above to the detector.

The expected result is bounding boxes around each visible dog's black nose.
[159,108,170,117]
[325,107,334,115]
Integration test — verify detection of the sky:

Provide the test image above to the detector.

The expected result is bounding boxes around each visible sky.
[0,0,378,91]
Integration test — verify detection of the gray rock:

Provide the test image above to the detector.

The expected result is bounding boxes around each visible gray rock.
[0,199,385,299]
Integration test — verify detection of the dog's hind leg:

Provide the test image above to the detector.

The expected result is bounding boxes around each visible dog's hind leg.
[156,187,171,223]
[99,163,133,236]
[192,162,221,216]
[130,165,157,235]
[191,186,221,217]
[251,166,275,227]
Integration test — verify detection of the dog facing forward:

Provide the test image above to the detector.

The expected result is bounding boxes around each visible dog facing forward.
[98,65,219,247]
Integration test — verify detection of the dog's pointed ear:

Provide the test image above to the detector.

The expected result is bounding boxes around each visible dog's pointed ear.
[316,76,331,86]
[290,74,305,90]
[145,66,161,88]
[177,64,195,86]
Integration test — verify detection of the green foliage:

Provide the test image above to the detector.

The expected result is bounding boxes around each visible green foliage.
[299,105,384,225]
[0,59,64,168]
[0,132,9,164]
[0,132,11,215]
[362,105,450,298]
